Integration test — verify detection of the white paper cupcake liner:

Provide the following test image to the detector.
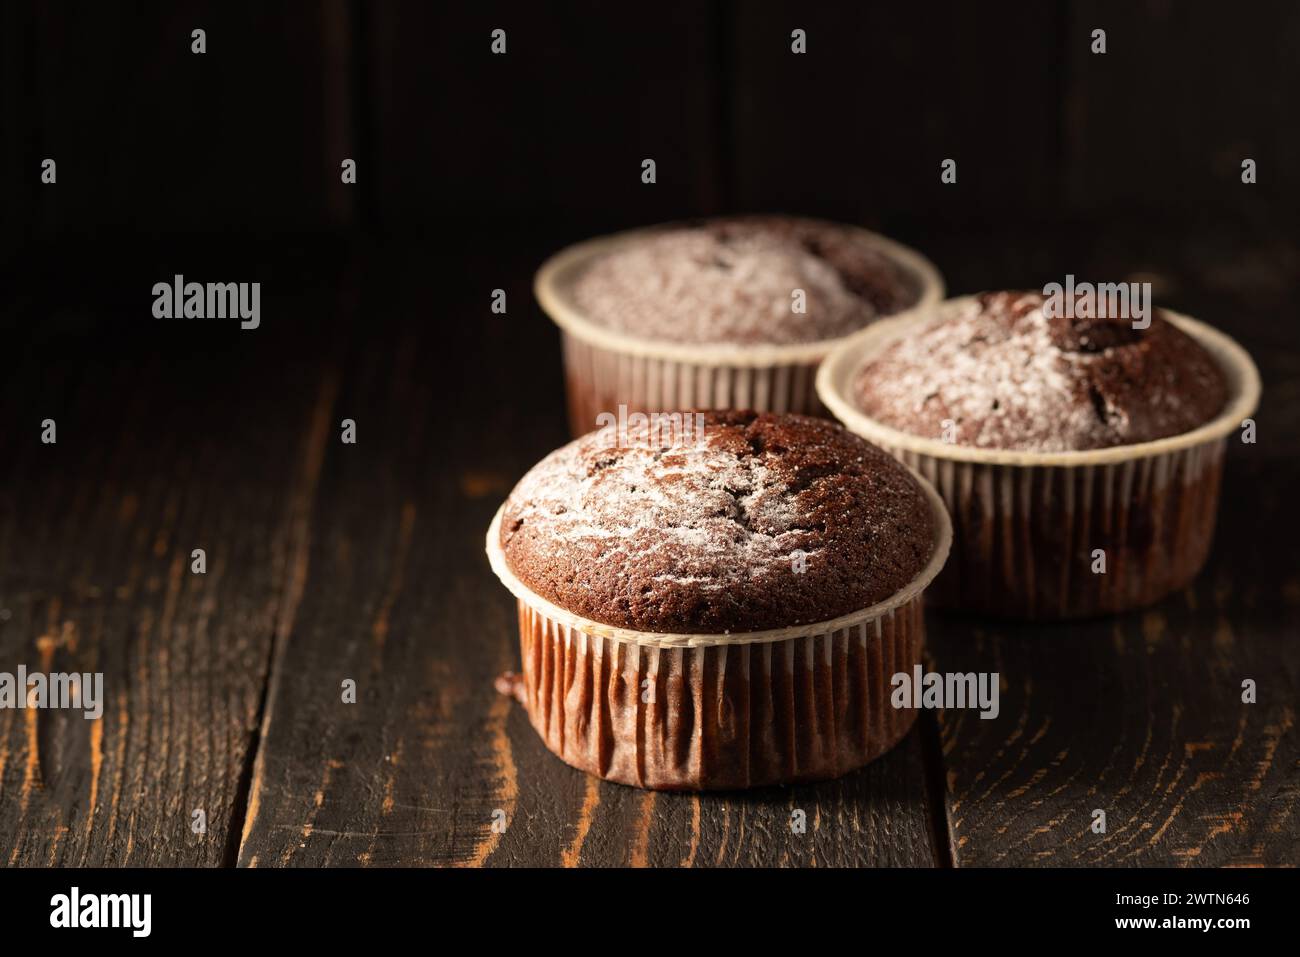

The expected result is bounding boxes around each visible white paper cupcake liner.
[559,332,825,437]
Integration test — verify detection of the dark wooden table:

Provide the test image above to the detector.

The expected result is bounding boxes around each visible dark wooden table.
[1,229,1296,867]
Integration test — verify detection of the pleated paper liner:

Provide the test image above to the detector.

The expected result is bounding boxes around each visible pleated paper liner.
[536,223,945,438]
[485,474,952,791]
[817,301,1262,619]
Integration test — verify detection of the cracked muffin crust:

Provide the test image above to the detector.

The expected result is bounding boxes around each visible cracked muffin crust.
[498,411,936,633]
[851,290,1228,452]
[568,216,925,347]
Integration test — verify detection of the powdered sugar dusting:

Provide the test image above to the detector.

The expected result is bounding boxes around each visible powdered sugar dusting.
[853,291,1227,452]
[499,412,936,633]
[506,424,809,590]
[569,219,918,346]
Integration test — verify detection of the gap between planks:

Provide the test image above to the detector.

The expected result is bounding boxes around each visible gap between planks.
[225,368,341,867]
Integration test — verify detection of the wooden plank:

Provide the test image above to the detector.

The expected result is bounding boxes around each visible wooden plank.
[1063,1,1300,222]
[729,1,1063,229]
[935,518,1299,866]
[0,244,343,865]
[0,2,36,262]
[363,1,723,237]
[23,1,351,239]
[501,728,940,868]
[235,245,942,867]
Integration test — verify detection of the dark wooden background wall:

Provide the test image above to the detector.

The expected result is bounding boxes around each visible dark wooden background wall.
[4,1,1298,258]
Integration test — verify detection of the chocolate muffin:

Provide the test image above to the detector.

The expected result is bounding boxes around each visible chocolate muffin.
[851,291,1228,452]
[535,217,944,437]
[499,410,935,633]
[570,217,926,347]
[486,411,952,789]
[817,293,1260,619]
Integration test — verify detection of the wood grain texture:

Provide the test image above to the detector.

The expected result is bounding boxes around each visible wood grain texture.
[0,253,344,865]
[532,730,941,868]
[232,247,553,867]
[934,557,1299,866]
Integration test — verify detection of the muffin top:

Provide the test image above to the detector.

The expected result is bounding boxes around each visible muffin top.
[852,291,1228,452]
[568,216,924,347]
[499,411,936,633]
